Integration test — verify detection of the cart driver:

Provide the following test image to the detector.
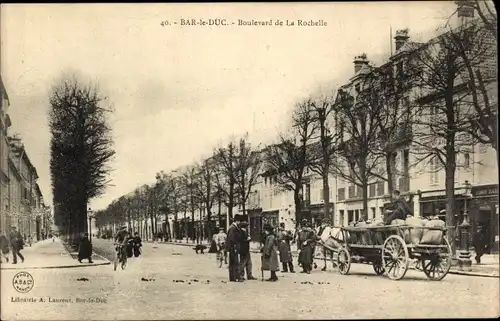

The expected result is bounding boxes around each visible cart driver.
[384,190,412,225]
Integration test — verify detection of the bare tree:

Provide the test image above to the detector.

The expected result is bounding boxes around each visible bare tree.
[331,76,386,221]
[181,166,201,243]
[264,100,317,226]
[213,139,238,224]
[195,158,218,239]
[407,21,489,252]
[309,94,339,221]
[49,75,115,246]
[234,134,262,220]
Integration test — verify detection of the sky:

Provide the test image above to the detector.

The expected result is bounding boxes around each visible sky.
[1,2,457,211]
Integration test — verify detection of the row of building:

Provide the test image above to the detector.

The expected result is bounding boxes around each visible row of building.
[103,4,498,254]
[0,76,52,241]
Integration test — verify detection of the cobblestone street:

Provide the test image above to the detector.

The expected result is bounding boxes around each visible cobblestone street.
[1,241,498,320]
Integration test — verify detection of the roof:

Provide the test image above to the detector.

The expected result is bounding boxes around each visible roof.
[0,76,9,106]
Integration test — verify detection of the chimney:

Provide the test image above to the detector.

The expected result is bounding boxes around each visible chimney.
[394,29,409,51]
[353,53,369,74]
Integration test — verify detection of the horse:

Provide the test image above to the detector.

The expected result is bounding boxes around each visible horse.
[317,225,344,271]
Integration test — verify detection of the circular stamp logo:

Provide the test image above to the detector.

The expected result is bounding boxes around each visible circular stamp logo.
[12,271,34,293]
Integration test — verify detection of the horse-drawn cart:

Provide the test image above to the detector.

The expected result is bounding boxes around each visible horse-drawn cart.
[335,224,452,281]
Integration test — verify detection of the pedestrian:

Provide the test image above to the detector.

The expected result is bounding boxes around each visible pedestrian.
[260,224,280,282]
[226,215,244,282]
[9,226,24,264]
[133,232,142,257]
[277,222,294,273]
[297,219,316,274]
[28,234,33,247]
[0,231,10,263]
[78,232,93,263]
[239,222,257,280]
[473,224,488,264]
[214,227,228,263]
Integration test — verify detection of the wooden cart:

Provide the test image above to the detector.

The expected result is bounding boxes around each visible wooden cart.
[335,224,453,281]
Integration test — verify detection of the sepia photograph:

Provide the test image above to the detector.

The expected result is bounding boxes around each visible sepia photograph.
[0,1,498,320]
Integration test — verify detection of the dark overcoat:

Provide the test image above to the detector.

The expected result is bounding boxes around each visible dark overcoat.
[297,228,316,266]
[78,237,92,260]
[261,233,280,271]
[277,230,293,263]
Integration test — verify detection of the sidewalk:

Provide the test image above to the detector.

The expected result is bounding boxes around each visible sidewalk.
[0,238,110,270]
[163,240,499,278]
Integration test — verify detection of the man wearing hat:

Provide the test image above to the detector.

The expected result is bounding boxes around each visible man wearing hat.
[9,226,24,264]
[297,219,317,273]
[226,214,244,282]
[277,222,294,273]
[239,221,257,280]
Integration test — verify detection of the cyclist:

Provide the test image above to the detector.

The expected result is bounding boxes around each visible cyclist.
[214,227,228,264]
[114,226,130,260]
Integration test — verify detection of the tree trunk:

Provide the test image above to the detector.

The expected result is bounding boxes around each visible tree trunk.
[322,173,330,222]
[445,148,457,257]
[293,187,302,228]
[362,182,369,221]
[386,152,395,201]
[218,197,222,227]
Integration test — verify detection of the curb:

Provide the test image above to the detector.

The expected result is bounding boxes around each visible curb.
[0,261,110,270]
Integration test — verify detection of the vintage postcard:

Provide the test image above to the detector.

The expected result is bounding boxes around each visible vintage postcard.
[0,2,498,320]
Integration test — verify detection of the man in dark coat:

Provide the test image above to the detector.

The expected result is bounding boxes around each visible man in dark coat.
[78,232,93,263]
[226,215,243,282]
[473,224,488,264]
[277,222,294,273]
[9,226,24,264]
[384,190,412,225]
[297,219,316,273]
[239,222,257,280]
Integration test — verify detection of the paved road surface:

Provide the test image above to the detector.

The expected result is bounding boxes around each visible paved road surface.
[2,239,498,320]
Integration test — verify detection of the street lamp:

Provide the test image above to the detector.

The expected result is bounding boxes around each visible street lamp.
[88,207,94,243]
[458,180,473,272]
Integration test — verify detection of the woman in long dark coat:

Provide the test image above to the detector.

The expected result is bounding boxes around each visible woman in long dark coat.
[277,223,294,273]
[261,224,280,282]
[78,233,93,263]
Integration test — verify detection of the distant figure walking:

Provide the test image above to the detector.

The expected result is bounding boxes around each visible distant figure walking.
[9,226,24,264]
[0,231,10,263]
[277,222,294,273]
[226,215,243,282]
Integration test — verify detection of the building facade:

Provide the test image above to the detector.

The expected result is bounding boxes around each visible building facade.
[0,76,45,239]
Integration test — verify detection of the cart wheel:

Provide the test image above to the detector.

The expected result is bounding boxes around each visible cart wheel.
[337,247,351,275]
[382,235,409,280]
[422,237,452,281]
[372,261,385,275]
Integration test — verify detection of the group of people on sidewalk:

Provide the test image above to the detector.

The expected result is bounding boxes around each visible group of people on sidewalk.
[209,214,324,282]
[0,226,25,264]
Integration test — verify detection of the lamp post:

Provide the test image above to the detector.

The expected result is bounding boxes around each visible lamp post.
[88,207,94,243]
[458,180,473,272]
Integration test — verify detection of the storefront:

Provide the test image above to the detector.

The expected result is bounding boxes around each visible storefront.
[419,184,499,253]
[302,203,334,227]
[471,184,499,254]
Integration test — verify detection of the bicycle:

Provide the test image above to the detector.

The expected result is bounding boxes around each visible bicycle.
[113,243,127,271]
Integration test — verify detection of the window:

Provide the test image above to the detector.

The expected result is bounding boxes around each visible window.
[369,183,376,197]
[338,188,346,201]
[305,184,311,202]
[371,207,376,220]
[356,186,363,198]
[377,181,385,196]
[379,207,384,220]
[348,210,354,224]
[464,153,470,168]
[348,185,355,198]
[339,210,345,226]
